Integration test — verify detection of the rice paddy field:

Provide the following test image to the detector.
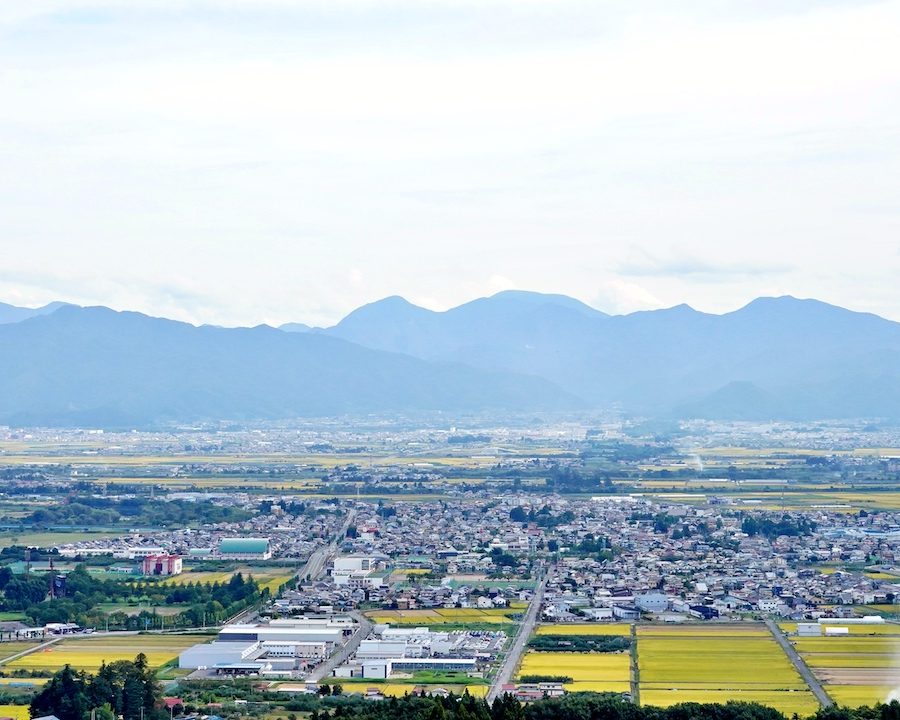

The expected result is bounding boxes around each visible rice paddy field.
[0,677,47,686]
[0,642,44,663]
[637,625,819,715]
[780,622,900,636]
[535,623,632,636]
[3,634,209,672]
[158,567,294,594]
[366,608,519,625]
[790,633,900,707]
[641,491,900,512]
[0,705,30,720]
[517,650,631,694]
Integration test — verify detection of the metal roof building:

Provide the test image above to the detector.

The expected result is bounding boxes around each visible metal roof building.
[218,538,271,560]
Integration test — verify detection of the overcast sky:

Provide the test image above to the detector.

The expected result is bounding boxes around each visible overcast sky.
[1,0,898,327]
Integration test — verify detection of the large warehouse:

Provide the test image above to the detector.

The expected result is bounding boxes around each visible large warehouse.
[218,623,343,645]
[218,538,271,560]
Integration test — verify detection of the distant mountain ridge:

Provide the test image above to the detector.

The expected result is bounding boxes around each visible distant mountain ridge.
[316,292,900,421]
[0,301,70,324]
[0,305,579,427]
[3,291,900,425]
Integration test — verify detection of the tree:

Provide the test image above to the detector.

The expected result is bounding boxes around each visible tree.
[34,656,164,720]
[30,664,90,720]
[509,506,528,523]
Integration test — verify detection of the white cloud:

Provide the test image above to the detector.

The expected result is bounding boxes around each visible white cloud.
[0,1,899,324]
[593,279,664,315]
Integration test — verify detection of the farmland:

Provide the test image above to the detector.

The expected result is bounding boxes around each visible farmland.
[637,625,819,715]
[789,632,900,707]
[366,608,519,625]
[0,705,30,720]
[0,642,44,663]
[3,634,210,672]
[535,623,631,636]
[780,622,900,636]
[158,566,294,595]
[517,650,631,693]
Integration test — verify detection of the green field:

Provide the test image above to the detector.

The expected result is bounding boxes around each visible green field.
[0,531,123,549]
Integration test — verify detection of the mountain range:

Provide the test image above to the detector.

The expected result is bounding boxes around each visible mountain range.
[2,291,900,426]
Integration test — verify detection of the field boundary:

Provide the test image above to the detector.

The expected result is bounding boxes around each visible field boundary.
[765,618,833,708]
[630,624,640,705]
[0,638,60,666]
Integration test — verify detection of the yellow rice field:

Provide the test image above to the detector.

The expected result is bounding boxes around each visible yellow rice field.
[804,654,900,668]
[536,623,631,636]
[0,642,43,662]
[0,705,30,720]
[826,685,896,707]
[367,608,517,625]
[159,568,293,594]
[780,623,900,636]
[5,634,209,672]
[791,634,900,705]
[517,651,630,694]
[637,628,818,715]
[637,624,770,637]
[793,637,900,654]
[0,677,47,686]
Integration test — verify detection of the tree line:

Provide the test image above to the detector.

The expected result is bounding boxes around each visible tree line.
[0,565,263,630]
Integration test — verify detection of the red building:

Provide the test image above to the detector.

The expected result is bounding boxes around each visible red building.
[142,554,183,576]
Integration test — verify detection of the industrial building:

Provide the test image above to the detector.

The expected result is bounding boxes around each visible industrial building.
[218,538,271,560]
[332,625,505,680]
[218,622,345,646]
[178,617,353,676]
[331,555,388,587]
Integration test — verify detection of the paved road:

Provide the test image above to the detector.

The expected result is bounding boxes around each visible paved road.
[307,611,373,683]
[299,509,357,585]
[226,510,356,627]
[487,578,546,703]
[765,618,832,708]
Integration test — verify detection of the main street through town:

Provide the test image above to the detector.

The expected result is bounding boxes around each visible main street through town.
[487,575,547,703]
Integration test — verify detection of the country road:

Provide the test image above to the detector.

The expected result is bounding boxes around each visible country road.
[487,577,546,702]
[765,618,833,708]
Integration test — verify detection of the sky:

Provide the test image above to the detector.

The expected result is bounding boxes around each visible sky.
[1,0,899,327]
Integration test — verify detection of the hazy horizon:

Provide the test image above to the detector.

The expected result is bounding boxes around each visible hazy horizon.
[2,1,899,327]
[2,289,898,329]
